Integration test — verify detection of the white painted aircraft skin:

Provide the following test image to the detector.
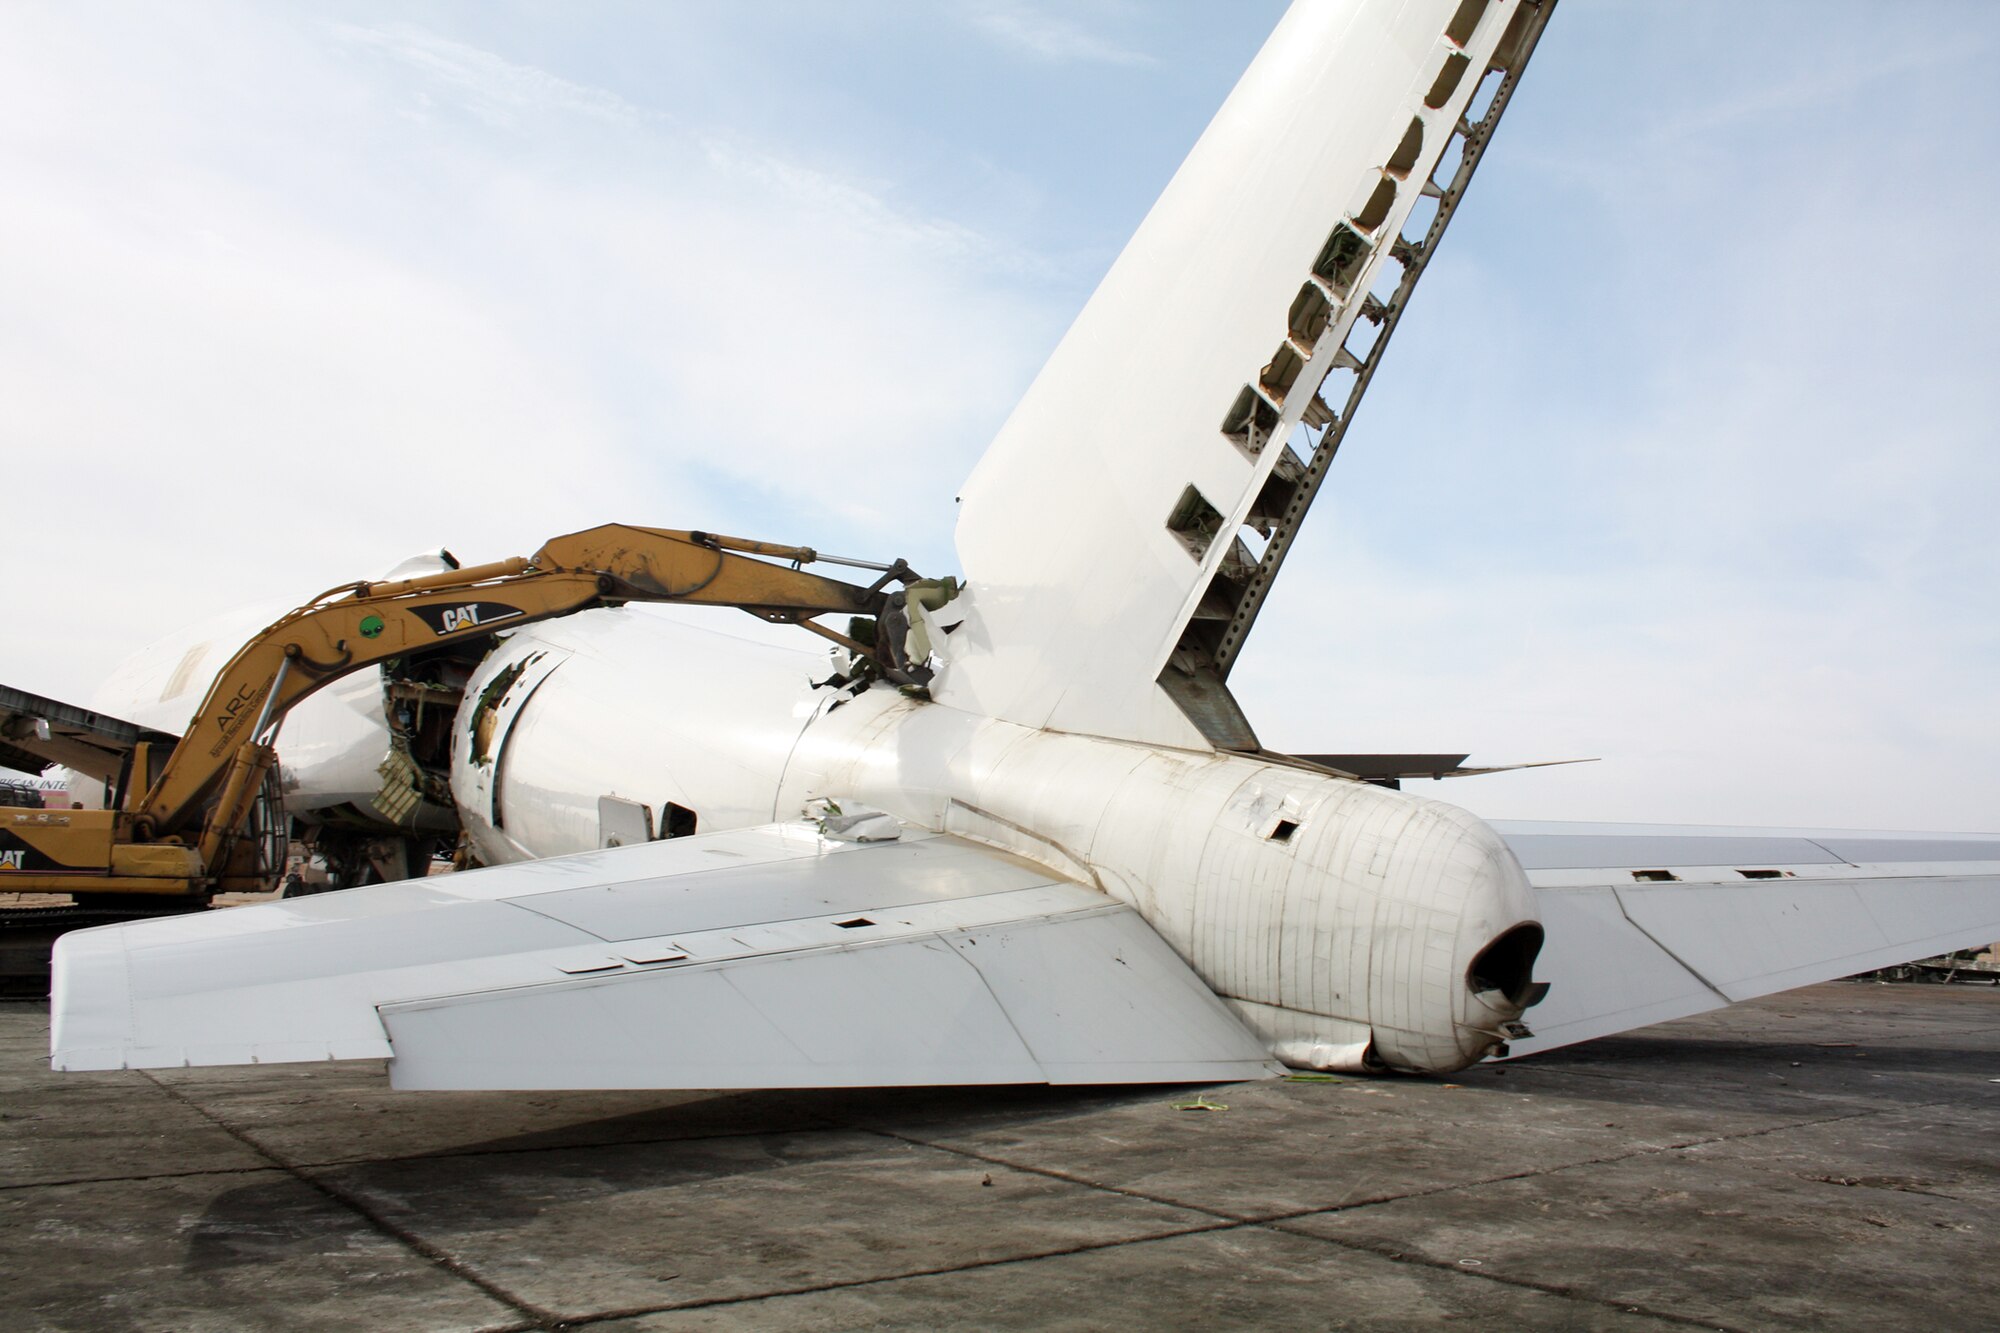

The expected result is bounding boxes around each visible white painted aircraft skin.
[452,609,834,867]
[47,0,2000,1087]
[0,768,72,800]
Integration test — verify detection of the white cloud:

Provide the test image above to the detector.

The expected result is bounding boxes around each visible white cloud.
[689,131,998,266]
[1644,36,1976,148]
[1235,538,2000,832]
[328,21,640,126]
[0,5,1054,700]
[955,1,1155,67]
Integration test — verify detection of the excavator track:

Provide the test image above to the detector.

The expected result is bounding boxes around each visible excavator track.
[0,902,202,999]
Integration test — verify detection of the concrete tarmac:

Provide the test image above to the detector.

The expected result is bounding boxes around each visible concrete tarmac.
[3,981,1995,1332]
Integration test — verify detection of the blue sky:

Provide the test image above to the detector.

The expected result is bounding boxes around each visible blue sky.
[3,2,1995,830]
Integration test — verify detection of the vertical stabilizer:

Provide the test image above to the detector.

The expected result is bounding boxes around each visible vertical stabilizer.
[934,0,1551,748]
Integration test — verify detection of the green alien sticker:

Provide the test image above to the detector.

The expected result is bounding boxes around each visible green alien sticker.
[359,614,386,639]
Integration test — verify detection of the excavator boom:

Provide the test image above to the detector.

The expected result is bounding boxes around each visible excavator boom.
[1,524,912,907]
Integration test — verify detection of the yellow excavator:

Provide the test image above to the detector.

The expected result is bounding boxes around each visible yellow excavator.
[0,525,924,986]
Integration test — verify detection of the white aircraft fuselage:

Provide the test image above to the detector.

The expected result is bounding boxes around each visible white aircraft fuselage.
[451,609,1543,1074]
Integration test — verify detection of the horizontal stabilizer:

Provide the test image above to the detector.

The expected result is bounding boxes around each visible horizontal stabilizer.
[52,821,1279,1088]
[1495,821,2000,1057]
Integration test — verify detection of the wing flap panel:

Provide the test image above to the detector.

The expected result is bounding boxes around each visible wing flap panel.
[383,906,1275,1090]
[942,909,1278,1081]
[383,937,1047,1089]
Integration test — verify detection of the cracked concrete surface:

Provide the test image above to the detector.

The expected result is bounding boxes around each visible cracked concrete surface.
[3,982,1996,1330]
